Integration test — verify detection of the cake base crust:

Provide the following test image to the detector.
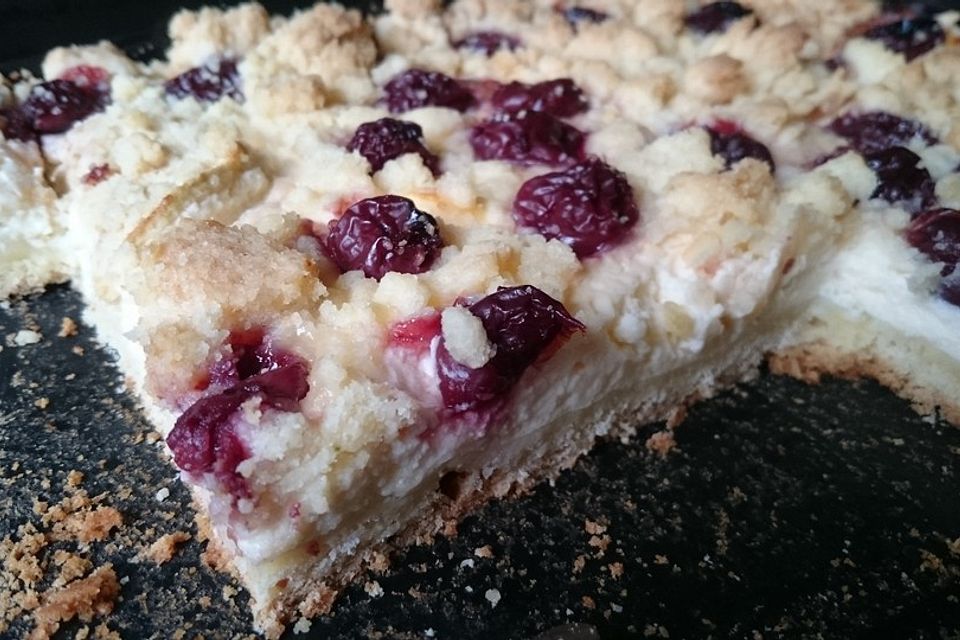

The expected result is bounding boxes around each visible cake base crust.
[769,343,960,426]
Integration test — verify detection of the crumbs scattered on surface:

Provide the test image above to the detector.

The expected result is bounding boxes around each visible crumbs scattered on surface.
[645,430,678,457]
[473,545,494,559]
[30,565,120,640]
[58,317,78,338]
[0,470,125,638]
[33,398,49,410]
[364,581,384,598]
[484,588,501,608]
[12,330,42,346]
[292,617,312,634]
[144,532,191,565]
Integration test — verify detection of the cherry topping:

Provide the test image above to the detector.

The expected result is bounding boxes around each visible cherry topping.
[864,146,936,213]
[324,195,444,280]
[829,111,937,153]
[383,69,476,114]
[165,58,243,103]
[470,111,586,166]
[685,2,753,35]
[59,65,110,91]
[82,164,113,186]
[347,118,440,176]
[491,79,589,118]
[167,331,309,498]
[864,15,944,61]
[436,286,584,413]
[706,122,775,172]
[561,6,609,27]
[454,31,522,56]
[513,157,639,258]
[906,208,960,271]
[906,208,960,306]
[21,78,107,135]
[1,107,36,142]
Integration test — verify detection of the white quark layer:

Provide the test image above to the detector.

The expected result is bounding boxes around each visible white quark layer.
[0,141,68,294]
[816,207,960,362]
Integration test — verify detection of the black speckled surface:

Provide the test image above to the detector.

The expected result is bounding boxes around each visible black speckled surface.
[3,1,960,637]
[3,285,960,640]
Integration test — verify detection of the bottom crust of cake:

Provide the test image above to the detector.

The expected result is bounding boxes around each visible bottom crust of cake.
[772,306,960,425]
[769,343,960,426]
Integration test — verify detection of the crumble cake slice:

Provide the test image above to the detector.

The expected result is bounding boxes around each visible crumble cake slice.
[1,0,958,636]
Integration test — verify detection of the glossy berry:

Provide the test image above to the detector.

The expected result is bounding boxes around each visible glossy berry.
[707,122,775,171]
[513,157,639,258]
[0,107,35,142]
[491,79,589,118]
[21,79,107,135]
[561,6,609,27]
[864,16,944,61]
[455,31,522,56]
[347,118,440,175]
[165,58,243,103]
[383,69,476,114]
[906,208,960,306]
[685,2,753,34]
[470,111,586,166]
[906,208,960,271]
[864,146,936,213]
[324,195,444,280]
[437,286,584,413]
[167,331,309,498]
[829,111,937,153]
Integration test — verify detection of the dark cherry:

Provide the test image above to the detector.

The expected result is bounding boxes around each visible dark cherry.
[905,208,960,272]
[490,78,589,118]
[436,285,584,413]
[706,121,775,172]
[82,163,113,186]
[454,31,522,56]
[1,65,110,141]
[347,118,440,175]
[864,146,936,213]
[906,208,960,306]
[561,6,609,27]
[1,107,36,142]
[685,1,753,34]
[324,195,444,280]
[864,15,945,61]
[383,69,476,114]
[513,157,639,258]
[165,58,243,103]
[167,330,309,498]
[470,111,586,166]
[21,78,106,135]
[829,110,937,153]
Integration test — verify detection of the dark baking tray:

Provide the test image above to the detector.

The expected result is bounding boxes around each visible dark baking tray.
[2,2,960,639]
